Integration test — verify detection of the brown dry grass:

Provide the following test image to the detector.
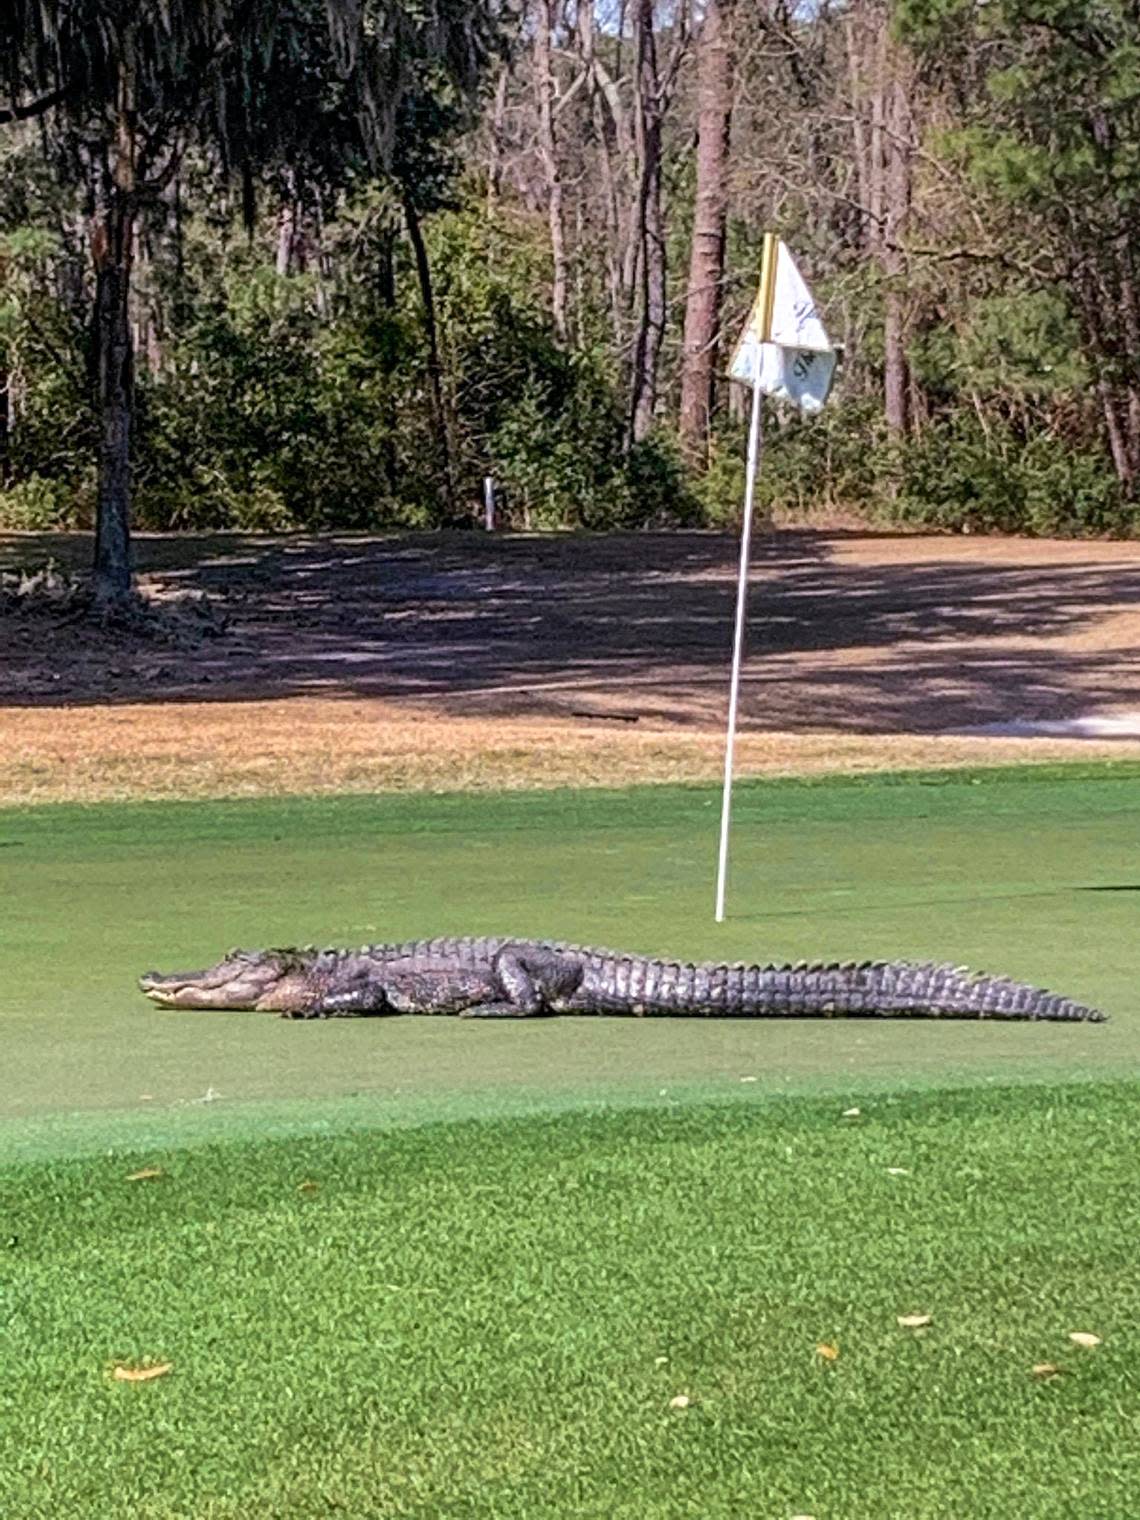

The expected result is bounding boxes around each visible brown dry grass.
[4,696,1139,806]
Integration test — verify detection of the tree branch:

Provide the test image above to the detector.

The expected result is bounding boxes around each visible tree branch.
[0,84,70,124]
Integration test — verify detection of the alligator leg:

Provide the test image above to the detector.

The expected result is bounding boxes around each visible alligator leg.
[458,944,584,1017]
[457,947,546,1017]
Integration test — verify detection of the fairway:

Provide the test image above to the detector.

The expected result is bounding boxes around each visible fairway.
[3,764,1137,1159]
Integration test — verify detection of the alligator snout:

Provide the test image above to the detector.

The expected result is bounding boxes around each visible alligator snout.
[139,949,308,1010]
[139,968,226,1008]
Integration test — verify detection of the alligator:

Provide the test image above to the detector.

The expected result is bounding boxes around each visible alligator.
[139,937,1106,1022]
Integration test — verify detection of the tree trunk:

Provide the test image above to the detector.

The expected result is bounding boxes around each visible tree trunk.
[487,67,509,206]
[276,168,299,276]
[91,189,136,603]
[882,65,910,435]
[594,90,624,345]
[845,12,871,249]
[678,0,733,464]
[403,195,460,523]
[628,0,666,444]
[1112,242,1140,487]
[868,19,885,251]
[590,50,635,332]
[0,367,9,488]
[90,49,141,608]
[377,229,400,498]
[576,4,624,344]
[535,0,568,339]
[1097,379,1134,489]
[87,41,142,604]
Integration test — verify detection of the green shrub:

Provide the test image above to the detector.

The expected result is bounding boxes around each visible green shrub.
[133,268,437,531]
[893,415,1131,536]
[697,397,885,525]
[432,208,695,529]
[0,473,87,530]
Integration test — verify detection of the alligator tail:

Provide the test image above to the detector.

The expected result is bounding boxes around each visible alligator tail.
[622,958,1106,1022]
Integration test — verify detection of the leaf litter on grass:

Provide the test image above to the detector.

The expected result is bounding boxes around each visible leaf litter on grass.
[110,1362,173,1383]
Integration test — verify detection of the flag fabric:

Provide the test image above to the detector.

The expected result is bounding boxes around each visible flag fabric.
[729,240,837,414]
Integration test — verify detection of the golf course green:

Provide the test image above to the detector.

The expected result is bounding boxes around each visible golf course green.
[2,763,1137,1158]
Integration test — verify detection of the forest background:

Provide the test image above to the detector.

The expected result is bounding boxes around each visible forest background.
[3,0,1139,601]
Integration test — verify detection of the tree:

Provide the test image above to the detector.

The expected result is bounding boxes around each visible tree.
[534,0,568,339]
[901,0,1140,492]
[0,0,499,599]
[844,2,915,438]
[679,0,733,463]
[632,1,693,444]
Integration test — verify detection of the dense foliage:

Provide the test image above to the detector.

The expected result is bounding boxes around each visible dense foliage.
[2,0,1139,542]
[0,181,686,532]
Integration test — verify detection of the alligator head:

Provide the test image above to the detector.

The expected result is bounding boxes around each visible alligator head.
[139,948,322,1013]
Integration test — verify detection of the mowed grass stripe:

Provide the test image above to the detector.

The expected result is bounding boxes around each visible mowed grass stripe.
[5,759,1140,855]
[2,1081,1137,1517]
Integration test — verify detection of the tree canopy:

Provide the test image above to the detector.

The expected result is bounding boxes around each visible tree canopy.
[1,0,503,595]
[2,0,1139,553]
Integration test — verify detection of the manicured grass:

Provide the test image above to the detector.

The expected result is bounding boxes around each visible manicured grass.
[2,764,1138,1156]
[4,767,1137,1514]
[2,1081,1137,1517]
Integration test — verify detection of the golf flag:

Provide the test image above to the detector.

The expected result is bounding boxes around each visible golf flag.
[715,235,836,923]
[729,239,836,414]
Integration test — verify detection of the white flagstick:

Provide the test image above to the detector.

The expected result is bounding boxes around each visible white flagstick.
[715,230,778,923]
[716,234,836,919]
[714,371,763,923]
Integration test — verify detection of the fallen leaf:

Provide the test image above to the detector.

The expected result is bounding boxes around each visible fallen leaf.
[1068,1332,1102,1348]
[841,1107,861,1118]
[297,1180,319,1194]
[111,1361,173,1383]
[897,1314,932,1329]
[1032,1363,1063,1379]
[739,1076,757,1083]
[886,1167,911,1176]
[668,1393,691,1409]
[125,1167,164,1182]
[816,1342,839,1362]
[654,1355,669,1366]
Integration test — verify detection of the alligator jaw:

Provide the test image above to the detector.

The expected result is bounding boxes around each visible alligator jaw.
[139,950,304,1010]
[139,967,260,1009]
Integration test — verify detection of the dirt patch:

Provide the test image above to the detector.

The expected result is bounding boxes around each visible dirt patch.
[2,528,1139,803]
